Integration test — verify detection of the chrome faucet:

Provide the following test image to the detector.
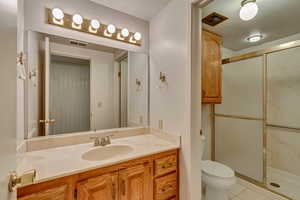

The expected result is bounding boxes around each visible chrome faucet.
[90,135,113,147]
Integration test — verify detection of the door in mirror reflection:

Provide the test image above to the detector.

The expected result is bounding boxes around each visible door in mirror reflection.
[49,55,91,135]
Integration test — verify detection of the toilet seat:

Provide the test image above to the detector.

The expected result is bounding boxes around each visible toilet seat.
[202,160,235,178]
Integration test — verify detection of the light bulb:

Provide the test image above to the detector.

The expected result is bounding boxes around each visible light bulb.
[240,0,258,21]
[52,8,64,20]
[72,14,83,25]
[133,32,142,41]
[247,34,263,43]
[90,19,100,29]
[107,24,116,34]
[121,28,129,37]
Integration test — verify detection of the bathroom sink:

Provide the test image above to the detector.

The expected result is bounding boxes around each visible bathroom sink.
[82,145,134,161]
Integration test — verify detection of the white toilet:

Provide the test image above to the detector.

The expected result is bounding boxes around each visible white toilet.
[200,136,236,200]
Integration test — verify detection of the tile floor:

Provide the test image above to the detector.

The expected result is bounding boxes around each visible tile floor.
[229,178,289,200]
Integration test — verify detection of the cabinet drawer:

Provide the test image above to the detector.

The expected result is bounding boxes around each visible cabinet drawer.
[155,173,177,200]
[18,185,67,200]
[154,154,177,176]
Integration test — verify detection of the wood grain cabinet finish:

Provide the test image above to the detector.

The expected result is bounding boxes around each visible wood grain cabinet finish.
[119,163,152,200]
[17,149,179,200]
[202,30,222,104]
[77,172,118,200]
[154,173,177,200]
[18,185,68,200]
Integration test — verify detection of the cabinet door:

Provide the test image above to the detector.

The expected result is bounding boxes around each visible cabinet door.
[77,172,118,200]
[119,163,152,200]
[202,30,222,104]
[18,185,68,200]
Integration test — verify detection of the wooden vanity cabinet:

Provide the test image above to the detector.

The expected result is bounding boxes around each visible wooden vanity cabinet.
[17,149,179,200]
[202,29,222,104]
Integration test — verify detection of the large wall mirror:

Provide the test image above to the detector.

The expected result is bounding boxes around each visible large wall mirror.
[25,31,148,138]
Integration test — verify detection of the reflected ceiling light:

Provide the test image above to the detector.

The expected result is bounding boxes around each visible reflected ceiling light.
[239,0,258,21]
[133,32,142,41]
[107,24,116,34]
[247,34,263,42]
[121,28,130,38]
[90,19,100,30]
[72,14,83,25]
[52,8,64,20]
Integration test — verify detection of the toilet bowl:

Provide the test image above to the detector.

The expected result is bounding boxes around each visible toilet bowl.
[202,160,236,200]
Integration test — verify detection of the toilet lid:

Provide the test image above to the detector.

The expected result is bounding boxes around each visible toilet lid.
[202,160,235,178]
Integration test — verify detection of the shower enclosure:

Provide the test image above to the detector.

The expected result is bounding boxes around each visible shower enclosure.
[212,41,300,200]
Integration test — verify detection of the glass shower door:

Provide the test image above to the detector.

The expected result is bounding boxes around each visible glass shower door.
[266,46,300,199]
[215,56,264,183]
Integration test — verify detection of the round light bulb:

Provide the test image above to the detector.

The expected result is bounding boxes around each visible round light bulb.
[52,8,64,20]
[240,1,258,21]
[90,19,100,29]
[72,14,83,25]
[247,34,263,43]
[133,32,142,41]
[121,28,129,37]
[107,24,116,34]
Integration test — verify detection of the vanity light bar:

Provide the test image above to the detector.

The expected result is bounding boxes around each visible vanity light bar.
[46,8,142,46]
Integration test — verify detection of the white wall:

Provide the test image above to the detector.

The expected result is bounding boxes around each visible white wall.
[49,42,117,132]
[150,0,202,199]
[0,0,17,199]
[24,0,149,53]
[25,31,42,138]
[128,52,148,126]
[16,0,25,148]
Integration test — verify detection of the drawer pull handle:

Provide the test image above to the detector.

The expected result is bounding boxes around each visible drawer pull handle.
[161,163,173,169]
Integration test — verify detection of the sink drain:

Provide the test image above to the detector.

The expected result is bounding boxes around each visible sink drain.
[270,182,280,188]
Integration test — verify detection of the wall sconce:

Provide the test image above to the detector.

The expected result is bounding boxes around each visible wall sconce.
[47,8,142,46]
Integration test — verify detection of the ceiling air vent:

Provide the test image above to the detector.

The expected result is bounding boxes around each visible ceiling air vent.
[202,12,228,26]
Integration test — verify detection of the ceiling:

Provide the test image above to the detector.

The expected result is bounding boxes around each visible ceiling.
[89,0,171,21]
[203,0,300,51]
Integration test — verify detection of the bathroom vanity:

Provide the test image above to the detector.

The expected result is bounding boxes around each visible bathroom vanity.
[17,134,180,200]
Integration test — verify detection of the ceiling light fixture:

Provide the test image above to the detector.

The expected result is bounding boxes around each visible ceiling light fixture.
[247,34,263,42]
[239,0,258,21]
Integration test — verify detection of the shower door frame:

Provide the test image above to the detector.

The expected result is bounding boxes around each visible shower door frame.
[211,39,300,200]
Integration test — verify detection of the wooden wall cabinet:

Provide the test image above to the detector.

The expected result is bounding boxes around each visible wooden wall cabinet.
[17,149,179,200]
[202,30,222,104]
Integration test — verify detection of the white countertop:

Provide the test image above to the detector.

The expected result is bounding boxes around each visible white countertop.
[17,134,179,184]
